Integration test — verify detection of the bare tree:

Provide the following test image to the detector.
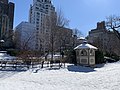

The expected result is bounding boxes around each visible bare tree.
[106,15,120,40]
[92,37,103,50]
[72,28,82,47]
[44,9,69,61]
[57,27,73,52]
[73,28,82,38]
[91,30,120,56]
[14,30,36,51]
[106,15,120,56]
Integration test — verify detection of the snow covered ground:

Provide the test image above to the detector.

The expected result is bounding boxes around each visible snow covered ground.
[0,62,120,90]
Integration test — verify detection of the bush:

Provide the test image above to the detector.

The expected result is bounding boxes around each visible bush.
[105,52,119,61]
[65,50,77,64]
[95,50,104,64]
[7,49,20,56]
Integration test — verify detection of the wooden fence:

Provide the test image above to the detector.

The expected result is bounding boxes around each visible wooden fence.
[0,57,65,70]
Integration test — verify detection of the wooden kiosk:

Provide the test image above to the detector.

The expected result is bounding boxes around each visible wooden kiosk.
[74,41,97,66]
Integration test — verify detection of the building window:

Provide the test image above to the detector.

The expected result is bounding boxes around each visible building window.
[39,4,41,7]
[46,10,48,12]
[36,21,39,24]
[36,28,39,30]
[90,49,94,56]
[37,12,40,15]
[37,18,39,21]
[40,9,43,12]
[81,49,87,56]
[76,50,79,56]
[36,7,39,10]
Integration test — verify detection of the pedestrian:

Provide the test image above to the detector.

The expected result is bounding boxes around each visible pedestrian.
[41,60,44,68]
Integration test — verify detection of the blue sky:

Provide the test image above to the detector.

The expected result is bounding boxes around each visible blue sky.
[9,0,120,36]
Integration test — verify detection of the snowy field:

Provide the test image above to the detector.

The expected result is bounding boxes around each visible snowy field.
[0,62,120,90]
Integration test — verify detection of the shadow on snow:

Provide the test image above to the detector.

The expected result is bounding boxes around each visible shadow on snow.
[67,65,96,73]
[95,63,105,68]
[0,67,28,72]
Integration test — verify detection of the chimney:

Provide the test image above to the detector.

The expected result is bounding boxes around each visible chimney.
[97,21,106,29]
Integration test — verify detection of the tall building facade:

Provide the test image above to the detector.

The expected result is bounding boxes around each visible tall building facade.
[0,0,14,48]
[29,0,55,51]
[15,22,36,50]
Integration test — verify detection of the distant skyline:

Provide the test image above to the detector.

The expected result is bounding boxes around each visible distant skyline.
[9,0,120,36]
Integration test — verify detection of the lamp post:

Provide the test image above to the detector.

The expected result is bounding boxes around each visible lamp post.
[0,40,5,51]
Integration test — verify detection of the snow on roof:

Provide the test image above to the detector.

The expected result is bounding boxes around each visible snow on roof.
[74,43,98,50]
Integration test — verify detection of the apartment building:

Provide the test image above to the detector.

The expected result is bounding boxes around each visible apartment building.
[29,0,55,51]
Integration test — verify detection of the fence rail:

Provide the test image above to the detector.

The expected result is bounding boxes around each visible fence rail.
[0,57,66,70]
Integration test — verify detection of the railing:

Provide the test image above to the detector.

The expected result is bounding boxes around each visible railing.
[0,58,42,70]
[0,57,66,70]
